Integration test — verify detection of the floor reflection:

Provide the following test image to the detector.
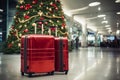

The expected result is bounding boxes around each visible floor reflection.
[0,47,120,80]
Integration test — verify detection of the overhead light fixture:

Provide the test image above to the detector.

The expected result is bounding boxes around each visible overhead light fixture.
[116,12,120,14]
[116,30,120,34]
[102,21,108,24]
[105,25,110,27]
[97,14,106,18]
[89,2,101,7]
[115,0,120,3]
[98,7,101,11]
[0,9,3,12]
[106,27,111,30]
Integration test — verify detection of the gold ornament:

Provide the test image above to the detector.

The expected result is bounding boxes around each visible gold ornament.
[46,7,49,10]
[14,16,16,19]
[57,20,59,23]
[16,5,19,8]
[19,25,22,28]
[49,8,52,11]
[23,13,26,16]
[32,23,36,27]
[24,25,27,28]
[27,11,30,14]
[18,43,21,47]
[50,2,53,5]
[19,0,24,4]
[38,11,43,16]
[19,33,22,37]
[53,15,55,17]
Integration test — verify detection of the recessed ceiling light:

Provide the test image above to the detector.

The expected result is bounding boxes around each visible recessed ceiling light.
[102,21,108,24]
[105,25,110,27]
[115,0,120,3]
[106,27,111,30]
[89,2,101,7]
[116,12,120,14]
[97,14,106,18]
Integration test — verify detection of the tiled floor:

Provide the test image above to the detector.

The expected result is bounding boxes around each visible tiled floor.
[0,47,120,80]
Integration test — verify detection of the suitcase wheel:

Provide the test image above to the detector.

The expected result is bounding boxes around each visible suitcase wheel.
[48,71,54,75]
[65,70,68,75]
[28,73,32,77]
[21,72,24,76]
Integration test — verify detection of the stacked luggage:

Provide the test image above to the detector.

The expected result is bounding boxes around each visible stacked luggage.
[20,34,68,77]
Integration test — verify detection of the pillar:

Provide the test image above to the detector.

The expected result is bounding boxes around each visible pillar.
[81,20,88,47]
[94,31,98,47]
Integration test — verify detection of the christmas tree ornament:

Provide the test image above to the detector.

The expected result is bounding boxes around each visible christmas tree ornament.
[45,22,48,25]
[46,7,49,10]
[14,16,16,19]
[50,2,53,5]
[19,0,24,4]
[16,5,19,8]
[40,17,44,20]
[24,15,30,19]
[32,23,36,27]
[19,33,22,37]
[18,43,21,47]
[49,8,52,11]
[38,22,42,25]
[19,25,22,29]
[20,5,24,9]
[38,11,43,16]
[24,29,29,33]
[55,7,58,10]
[8,43,12,48]
[24,25,27,28]
[40,2,43,6]
[57,20,59,23]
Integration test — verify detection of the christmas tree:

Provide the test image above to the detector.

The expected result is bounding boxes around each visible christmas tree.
[4,0,68,54]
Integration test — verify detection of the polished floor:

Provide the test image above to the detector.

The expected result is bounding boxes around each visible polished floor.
[0,47,120,80]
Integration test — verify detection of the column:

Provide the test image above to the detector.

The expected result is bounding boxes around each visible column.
[81,20,88,47]
[94,31,98,47]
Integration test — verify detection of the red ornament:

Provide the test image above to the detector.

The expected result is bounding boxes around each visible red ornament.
[40,17,44,20]
[32,0,38,4]
[38,22,42,25]
[55,7,58,10]
[24,15,30,19]
[45,22,48,25]
[8,43,12,48]
[37,25,42,28]
[24,29,29,33]
[62,16,64,20]
[50,27,55,31]
[62,23,66,27]
[24,4,32,10]
[20,5,24,9]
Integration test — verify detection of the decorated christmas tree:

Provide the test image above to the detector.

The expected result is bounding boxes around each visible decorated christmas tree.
[4,0,68,54]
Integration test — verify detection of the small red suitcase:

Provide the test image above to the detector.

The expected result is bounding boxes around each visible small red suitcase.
[54,37,69,74]
[20,34,55,77]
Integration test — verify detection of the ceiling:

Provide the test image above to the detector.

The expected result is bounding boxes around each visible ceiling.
[1,0,120,35]
[61,0,120,35]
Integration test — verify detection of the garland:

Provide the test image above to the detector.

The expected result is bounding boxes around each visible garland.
[18,11,62,23]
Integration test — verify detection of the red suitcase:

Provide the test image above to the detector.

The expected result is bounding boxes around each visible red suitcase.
[54,37,69,74]
[20,34,55,77]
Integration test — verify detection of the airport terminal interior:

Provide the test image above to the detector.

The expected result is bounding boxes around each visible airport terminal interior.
[0,0,120,80]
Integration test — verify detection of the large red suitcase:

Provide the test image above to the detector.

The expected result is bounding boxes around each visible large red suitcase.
[54,37,69,74]
[20,34,55,77]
